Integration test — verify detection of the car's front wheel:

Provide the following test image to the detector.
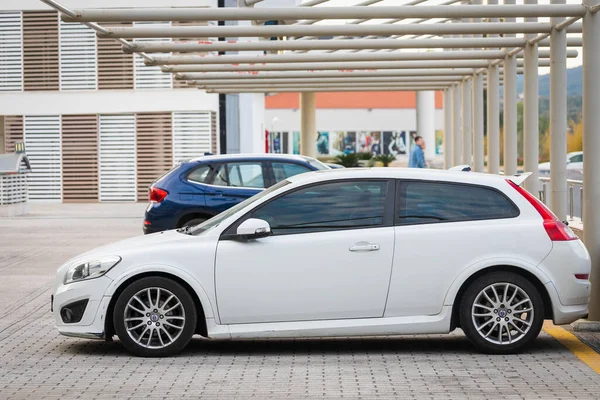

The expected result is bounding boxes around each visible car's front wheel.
[113,276,197,357]
[459,271,544,354]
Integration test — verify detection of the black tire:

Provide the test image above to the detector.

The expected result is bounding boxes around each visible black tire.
[181,218,207,228]
[113,276,197,357]
[459,271,544,354]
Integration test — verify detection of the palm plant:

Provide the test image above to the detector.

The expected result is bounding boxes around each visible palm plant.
[374,154,396,167]
[334,153,359,168]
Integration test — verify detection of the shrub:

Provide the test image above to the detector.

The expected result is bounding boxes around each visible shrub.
[334,153,359,168]
[374,154,396,167]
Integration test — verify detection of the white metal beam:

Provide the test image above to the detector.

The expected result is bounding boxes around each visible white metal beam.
[207,86,446,93]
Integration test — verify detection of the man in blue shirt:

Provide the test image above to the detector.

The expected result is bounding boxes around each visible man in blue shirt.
[408,136,427,168]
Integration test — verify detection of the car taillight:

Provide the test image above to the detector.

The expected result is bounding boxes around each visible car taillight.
[506,180,578,241]
[149,187,168,203]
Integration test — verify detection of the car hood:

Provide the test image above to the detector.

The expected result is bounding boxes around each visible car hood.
[538,162,551,170]
[59,230,194,270]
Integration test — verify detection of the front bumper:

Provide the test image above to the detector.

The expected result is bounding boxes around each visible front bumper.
[53,275,113,340]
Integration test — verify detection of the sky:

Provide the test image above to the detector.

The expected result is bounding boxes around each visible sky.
[300,0,584,74]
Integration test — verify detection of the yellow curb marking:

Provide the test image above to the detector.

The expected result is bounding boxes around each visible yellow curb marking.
[543,321,600,374]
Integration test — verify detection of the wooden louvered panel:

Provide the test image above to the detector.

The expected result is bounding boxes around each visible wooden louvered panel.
[172,20,209,89]
[210,111,218,154]
[0,12,24,91]
[22,11,59,91]
[61,115,98,202]
[4,116,23,153]
[99,114,137,202]
[172,112,211,163]
[136,113,173,201]
[59,20,97,90]
[24,115,62,200]
[97,23,133,90]
[134,22,172,89]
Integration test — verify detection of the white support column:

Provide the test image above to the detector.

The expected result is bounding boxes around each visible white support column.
[487,68,500,174]
[238,93,266,153]
[472,73,485,172]
[416,91,436,161]
[452,83,462,166]
[462,79,473,166]
[583,0,600,321]
[444,88,453,169]
[503,54,518,176]
[300,92,317,158]
[524,0,540,195]
[550,0,568,220]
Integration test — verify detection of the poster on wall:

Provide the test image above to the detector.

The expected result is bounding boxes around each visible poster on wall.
[293,132,300,155]
[317,131,330,155]
[269,131,282,153]
[330,131,357,156]
[382,131,407,155]
[358,131,382,155]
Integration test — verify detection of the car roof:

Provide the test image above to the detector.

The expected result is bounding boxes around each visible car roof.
[286,167,510,187]
[189,153,314,163]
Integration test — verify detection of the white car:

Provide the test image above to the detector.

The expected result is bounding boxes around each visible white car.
[538,151,584,175]
[52,168,591,357]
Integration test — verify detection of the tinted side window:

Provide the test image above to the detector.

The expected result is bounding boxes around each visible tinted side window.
[251,180,389,235]
[187,164,211,184]
[228,162,265,188]
[272,162,312,183]
[396,181,518,225]
[570,154,583,163]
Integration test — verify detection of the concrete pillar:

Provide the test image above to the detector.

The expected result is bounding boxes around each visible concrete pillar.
[443,88,453,169]
[416,91,436,161]
[487,64,500,174]
[0,116,5,154]
[503,54,518,176]
[550,0,568,220]
[300,92,317,158]
[523,0,539,195]
[452,83,462,166]
[461,79,472,166]
[523,43,540,194]
[583,0,600,320]
[238,93,265,153]
[472,74,485,172]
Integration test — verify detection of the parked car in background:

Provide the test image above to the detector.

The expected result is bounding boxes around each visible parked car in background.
[53,168,590,357]
[143,154,330,234]
[538,151,583,176]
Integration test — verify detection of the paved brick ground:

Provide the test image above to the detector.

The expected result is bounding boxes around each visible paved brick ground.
[1,203,600,399]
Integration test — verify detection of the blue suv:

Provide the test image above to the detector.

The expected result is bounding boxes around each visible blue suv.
[143,154,330,234]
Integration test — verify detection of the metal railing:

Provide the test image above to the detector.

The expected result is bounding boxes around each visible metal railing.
[539,177,583,221]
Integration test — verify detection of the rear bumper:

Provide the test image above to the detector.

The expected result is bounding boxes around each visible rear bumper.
[545,281,589,325]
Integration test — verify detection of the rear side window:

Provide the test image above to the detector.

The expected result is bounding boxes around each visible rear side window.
[212,162,266,188]
[187,165,211,184]
[272,162,312,183]
[396,181,518,225]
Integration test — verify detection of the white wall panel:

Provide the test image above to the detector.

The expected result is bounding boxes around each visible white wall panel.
[59,19,97,90]
[172,112,212,163]
[134,22,172,90]
[0,12,23,91]
[23,115,62,201]
[99,114,137,202]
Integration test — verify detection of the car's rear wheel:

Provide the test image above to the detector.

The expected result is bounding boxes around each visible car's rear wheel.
[113,276,197,357]
[459,272,544,354]
[181,217,207,228]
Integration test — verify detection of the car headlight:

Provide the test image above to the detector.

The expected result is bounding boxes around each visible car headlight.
[63,256,121,285]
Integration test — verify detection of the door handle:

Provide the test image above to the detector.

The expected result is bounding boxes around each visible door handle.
[349,243,380,252]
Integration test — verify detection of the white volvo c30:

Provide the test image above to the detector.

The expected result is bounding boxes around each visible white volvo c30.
[52,168,591,357]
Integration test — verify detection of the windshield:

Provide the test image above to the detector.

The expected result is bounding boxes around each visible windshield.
[190,179,291,235]
[301,156,330,170]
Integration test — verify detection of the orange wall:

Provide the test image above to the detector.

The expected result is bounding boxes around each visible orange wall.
[265,91,443,109]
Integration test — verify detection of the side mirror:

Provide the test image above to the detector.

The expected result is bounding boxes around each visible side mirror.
[236,218,271,240]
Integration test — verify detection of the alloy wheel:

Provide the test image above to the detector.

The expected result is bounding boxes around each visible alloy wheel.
[471,282,534,345]
[124,287,186,349]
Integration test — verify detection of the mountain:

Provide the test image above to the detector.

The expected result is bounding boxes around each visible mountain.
[516,66,582,97]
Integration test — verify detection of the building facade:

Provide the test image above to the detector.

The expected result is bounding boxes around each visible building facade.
[0,0,219,202]
[264,92,444,158]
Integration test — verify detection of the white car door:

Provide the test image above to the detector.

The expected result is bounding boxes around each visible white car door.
[215,179,395,324]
